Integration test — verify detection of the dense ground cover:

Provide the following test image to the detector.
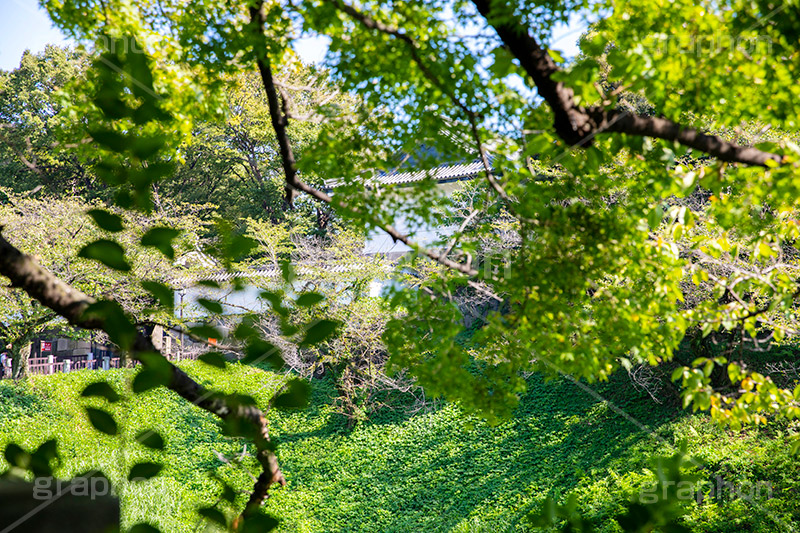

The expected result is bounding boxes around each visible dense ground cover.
[1,363,798,532]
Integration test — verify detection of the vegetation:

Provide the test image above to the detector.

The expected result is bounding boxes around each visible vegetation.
[1,0,800,530]
[2,362,799,532]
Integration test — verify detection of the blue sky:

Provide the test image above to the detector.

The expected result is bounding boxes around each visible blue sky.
[0,0,69,70]
[1,0,584,71]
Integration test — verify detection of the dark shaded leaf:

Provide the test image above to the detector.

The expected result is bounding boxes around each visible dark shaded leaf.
[81,381,121,402]
[220,483,237,503]
[273,379,311,410]
[130,135,166,160]
[140,227,180,259]
[221,417,261,439]
[242,338,284,369]
[89,128,128,152]
[132,368,171,393]
[30,439,59,477]
[241,514,279,532]
[228,234,256,259]
[4,443,29,468]
[85,407,118,435]
[128,523,161,533]
[189,324,222,340]
[135,430,165,450]
[259,291,288,317]
[87,209,124,232]
[299,319,339,347]
[295,292,325,307]
[128,461,163,481]
[199,351,226,368]
[198,507,227,527]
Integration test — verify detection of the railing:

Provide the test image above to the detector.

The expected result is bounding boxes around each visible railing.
[18,350,205,378]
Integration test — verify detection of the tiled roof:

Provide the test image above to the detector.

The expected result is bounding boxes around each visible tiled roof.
[172,261,389,287]
[375,159,486,185]
[324,158,488,189]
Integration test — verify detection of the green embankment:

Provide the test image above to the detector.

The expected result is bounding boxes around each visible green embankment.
[0,363,797,532]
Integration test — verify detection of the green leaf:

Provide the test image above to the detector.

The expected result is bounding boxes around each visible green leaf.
[188,324,222,340]
[135,430,165,450]
[299,319,339,347]
[647,204,664,229]
[141,281,174,310]
[85,407,118,435]
[128,523,161,533]
[548,49,565,63]
[242,338,284,369]
[128,461,163,481]
[78,239,130,271]
[196,298,223,314]
[89,128,128,152]
[133,368,171,393]
[280,258,294,283]
[296,292,325,307]
[260,291,289,317]
[87,209,124,232]
[141,227,181,259]
[228,235,256,259]
[29,439,58,476]
[81,381,121,402]
[273,379,311,410]
[4,443,29,468]
[233,320,259,341]
[81,301,137,350]
[198,507,227,527]
[489,47,514,78]
[130,135,166,160]
[241,514,279,532]
[199,351,227,368]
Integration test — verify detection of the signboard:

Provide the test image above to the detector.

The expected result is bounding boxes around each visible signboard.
[41,341,52,352]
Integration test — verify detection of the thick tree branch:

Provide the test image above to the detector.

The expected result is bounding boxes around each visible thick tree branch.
[471,0,783,167]
[589,109,783,166]
[248,1,480,278]
[0,229,286,514]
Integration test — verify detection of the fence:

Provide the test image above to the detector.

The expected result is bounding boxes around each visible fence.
[23,350,203,377]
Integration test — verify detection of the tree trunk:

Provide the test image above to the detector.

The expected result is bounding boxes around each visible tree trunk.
[11,341,31,379]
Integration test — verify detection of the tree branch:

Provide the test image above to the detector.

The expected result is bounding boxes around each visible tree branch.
[0,229,286,516]
[470,0,783,167]
[248,1,480,278]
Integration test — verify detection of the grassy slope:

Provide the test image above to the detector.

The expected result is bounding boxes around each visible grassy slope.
[0,363,798,532]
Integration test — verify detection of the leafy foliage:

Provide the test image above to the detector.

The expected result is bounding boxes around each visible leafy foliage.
[1,0,800,529]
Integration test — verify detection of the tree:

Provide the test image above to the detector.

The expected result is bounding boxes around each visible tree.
[241,220,408,424]
[0,45,94,195]
[0,192,204,376]
[0,0,798,528]
[159,64,359,225]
